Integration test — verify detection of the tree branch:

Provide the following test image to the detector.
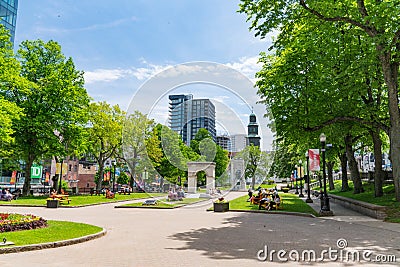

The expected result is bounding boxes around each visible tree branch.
[299,0,378,37]
[357,0,369,18]
[303,116,389,133]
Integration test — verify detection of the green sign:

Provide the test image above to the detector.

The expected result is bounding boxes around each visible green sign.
[31,165,43,179]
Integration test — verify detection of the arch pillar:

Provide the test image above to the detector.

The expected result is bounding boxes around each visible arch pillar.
[187,162,216,194]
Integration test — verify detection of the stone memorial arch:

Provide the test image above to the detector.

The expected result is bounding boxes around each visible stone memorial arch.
[187,162,216,194]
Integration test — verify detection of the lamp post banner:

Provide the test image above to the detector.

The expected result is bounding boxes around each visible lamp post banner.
[308,149,320,171]
[10,171,17,185]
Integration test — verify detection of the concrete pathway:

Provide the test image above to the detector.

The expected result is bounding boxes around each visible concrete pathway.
[0,191,399,266]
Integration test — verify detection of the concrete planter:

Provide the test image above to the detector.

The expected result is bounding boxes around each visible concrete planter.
[213,202,229,212]
[47,199,59,208]
[282,188,289,193]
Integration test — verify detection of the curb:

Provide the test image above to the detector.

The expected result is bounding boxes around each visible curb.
[0,228,107,254]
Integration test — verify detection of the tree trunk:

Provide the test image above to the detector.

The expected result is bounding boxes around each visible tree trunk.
[371,130,384,197]
[379,52,400,201]
[327,161,335,190]
[340,152,350,191]
[96,159,105,191]
[22,155,35,196]
[345,134,363,194]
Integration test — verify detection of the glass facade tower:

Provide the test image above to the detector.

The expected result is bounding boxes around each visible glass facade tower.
[0,0,18,44]
[169,94,216,145]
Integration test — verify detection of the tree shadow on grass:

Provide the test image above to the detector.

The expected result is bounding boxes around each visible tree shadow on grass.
[167,212,400,264]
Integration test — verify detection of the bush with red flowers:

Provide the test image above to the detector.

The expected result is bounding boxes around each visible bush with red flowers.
[0,213,47,232]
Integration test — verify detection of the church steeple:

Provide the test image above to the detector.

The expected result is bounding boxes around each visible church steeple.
[247,111,261,147]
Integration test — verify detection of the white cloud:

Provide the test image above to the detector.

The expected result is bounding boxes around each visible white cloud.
[84,69,129,84]
[225,56,261,82]
[84,56,263,85]
[84,63,171,84]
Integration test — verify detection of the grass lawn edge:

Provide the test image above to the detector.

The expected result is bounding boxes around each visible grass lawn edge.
[116,198,210,209]
[0,226,106,254]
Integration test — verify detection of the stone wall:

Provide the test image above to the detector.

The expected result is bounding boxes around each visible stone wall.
[329,194,388,220]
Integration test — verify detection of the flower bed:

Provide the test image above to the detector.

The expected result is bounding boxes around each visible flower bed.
[0,213,47,232]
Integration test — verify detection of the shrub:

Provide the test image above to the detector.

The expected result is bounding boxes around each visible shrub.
[0,213,47,232]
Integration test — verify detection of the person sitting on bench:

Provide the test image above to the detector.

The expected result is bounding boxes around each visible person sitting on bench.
[105,188,115,199]
[258,195,272,210]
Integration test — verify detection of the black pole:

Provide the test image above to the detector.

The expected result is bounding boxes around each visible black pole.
[295,166,299,194]
[306,152,313,203]
[113,163,116,192]
[299,162,304,197]
[320,138,331,214]
[58,159,63,194]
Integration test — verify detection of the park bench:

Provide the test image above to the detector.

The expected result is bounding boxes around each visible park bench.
[47,194,71,205]
[118,188,131,195]
[259,199,283,210]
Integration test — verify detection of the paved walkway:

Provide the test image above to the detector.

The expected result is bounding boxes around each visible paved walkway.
[302,194,400,233]
[0,191,399,266]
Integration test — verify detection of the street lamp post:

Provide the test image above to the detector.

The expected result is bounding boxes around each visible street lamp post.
[144,167,147,192]
[298,159,304,197]
[113,161,116,193]
[295,165,299,194]
[58,159,63,194]
[319,133,333,215]
[305,150,313,203]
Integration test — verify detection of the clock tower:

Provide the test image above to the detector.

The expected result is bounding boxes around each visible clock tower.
[247,112,261,147]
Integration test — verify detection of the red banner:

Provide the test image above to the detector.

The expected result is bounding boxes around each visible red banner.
[308,149,320,171]
[10,171,17,185]
[104,172,110,181]
[45,172,50,183]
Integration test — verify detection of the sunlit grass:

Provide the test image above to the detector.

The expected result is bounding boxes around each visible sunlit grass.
[0,193,166,207]
[226,193,318,216]
[123,197,205,208]
[0,220,102,246]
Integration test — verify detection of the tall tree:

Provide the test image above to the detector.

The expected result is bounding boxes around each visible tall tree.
[240,0,400,200]
[190,128,229,181]
[0,26,25,159]
[87,102,124,191]
[122,110,158,189]
[237,144,261,190]
[7,40,89,195]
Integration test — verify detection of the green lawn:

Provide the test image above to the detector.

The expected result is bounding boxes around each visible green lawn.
[1,220,103,247]
[122,197,205,209]
[321,181,400,223]
[227,193,318,216]
[0,193,166,207]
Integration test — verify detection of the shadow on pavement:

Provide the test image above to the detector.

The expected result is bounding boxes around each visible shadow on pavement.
[167,212,400,264]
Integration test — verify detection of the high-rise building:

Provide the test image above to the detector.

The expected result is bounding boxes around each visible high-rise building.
[190,98,216,142]
[216,135,230,151]
[168,94,216,145]
[0,0,18,44]
[247,112,261,147]
[230,134,247,152]
[169,94,193,144]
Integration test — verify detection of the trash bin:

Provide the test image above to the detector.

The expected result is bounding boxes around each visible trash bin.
[47,199,59,208]
[72,187,77,194]
[213,202,229,212]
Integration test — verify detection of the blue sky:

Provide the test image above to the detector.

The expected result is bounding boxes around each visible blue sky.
[14,0,275,149]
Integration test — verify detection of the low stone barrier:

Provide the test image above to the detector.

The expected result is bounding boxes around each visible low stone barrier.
[329,194,388,220]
